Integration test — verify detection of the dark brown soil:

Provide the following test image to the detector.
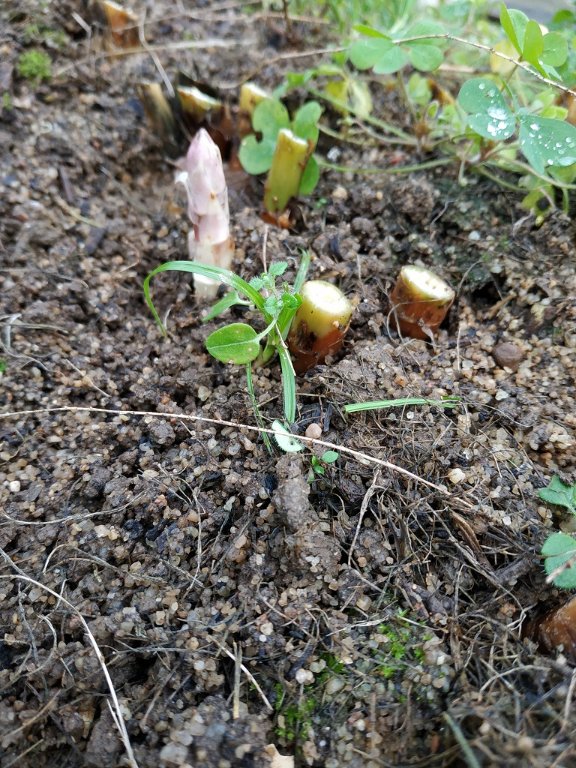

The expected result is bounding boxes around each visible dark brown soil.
[1,3,575,768]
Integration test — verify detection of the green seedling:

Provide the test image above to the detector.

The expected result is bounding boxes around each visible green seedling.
[343,396,460,414]
[457,78,576,172]
[374,611,431,681]
[308,450,339,482]
[539,477,576,589]
[239,97,323,220]
[144,252,311,424]
[16,50,52,84]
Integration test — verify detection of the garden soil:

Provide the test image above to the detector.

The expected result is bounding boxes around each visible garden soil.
[1,2,575,767]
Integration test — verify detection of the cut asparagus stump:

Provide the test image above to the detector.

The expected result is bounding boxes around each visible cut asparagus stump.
[136,82,179,155]
[98,0,139,48]
[238,83,269,139]
[263,129,312,218]
[389,265,455,340]
[287,280,353,374]
[176,86,222,124]
[239,82,269,117]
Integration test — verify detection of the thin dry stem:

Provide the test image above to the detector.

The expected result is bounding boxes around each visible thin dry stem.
[0,404,460,499]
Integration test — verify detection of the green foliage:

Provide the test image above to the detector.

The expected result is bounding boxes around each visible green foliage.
[274,651,346,746]
[539,477,576,589]
[349,20,446,74]
[16,49,52,83]
[539,476,576,514]
[541,533,576,589]
[308,450,339,482]
[144,253,312,423]
[335,4,576,218]
[457,78,576,175]
[499,5,568,78]
[274,685,316,743]
[23,22,68,49]
[374,612,431,680]
[239,98,323,197]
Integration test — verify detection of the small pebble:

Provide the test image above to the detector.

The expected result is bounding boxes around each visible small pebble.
[305,423,322,440]
[8,481,21,493]
[493,342,524,371]
[447,468,466,484]
[331,185,348,201]
[295,668,314,685]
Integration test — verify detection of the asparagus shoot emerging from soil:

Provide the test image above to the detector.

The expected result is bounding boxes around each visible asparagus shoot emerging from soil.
[263,129,312,218]
[389,265,455,340]
[287,280,353,374]
[177,128,234,299]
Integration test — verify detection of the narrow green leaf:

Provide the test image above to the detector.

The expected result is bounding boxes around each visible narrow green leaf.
[343,396,460,414]
[271,419,304,452]
[293,250,311,294]
[203,291,242,323]
[518,114,576,174]
[299,155,320,195]
[522,20,543,65]
[538,476,576,513]
[205,323,261,364]
[143,261,265,334]
[499,4,528,56]
[352,24,389,39]
[278,346,296,423]
[458,78,516,140]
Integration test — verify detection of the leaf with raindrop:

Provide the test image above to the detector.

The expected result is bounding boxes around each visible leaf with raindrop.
[457,78,516,140]
[518,113,576,174]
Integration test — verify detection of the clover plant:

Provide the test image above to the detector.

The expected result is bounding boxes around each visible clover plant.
[269,2,576,220]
